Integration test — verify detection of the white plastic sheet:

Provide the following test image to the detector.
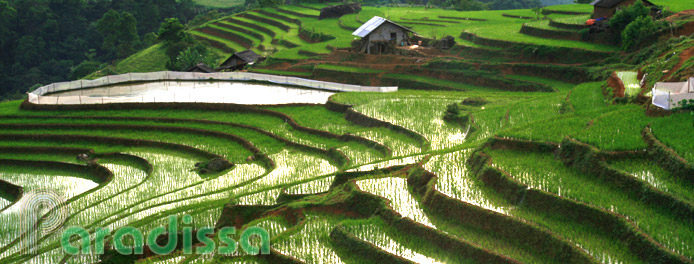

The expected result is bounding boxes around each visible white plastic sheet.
[652,88,671,110]
[26,71,398,105]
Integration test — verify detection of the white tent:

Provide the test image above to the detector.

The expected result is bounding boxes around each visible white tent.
[652,77,694,110]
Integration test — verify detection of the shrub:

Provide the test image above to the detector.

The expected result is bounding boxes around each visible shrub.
[446,103,461,116]
[621,15,660,51]
[462,97,488,106]
[676,99,694,110]
[609,0,649,33]
[169,44,221,71]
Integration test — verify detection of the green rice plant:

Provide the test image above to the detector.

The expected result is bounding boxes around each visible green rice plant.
[339,13,362,30]
[235,188,282,205]
[0,168,99,247]
[189,30,242,54]
[466,23,617,52]
[0,111,369,161]
[352,129,421,157]
[233,150,337,201]
[342,218,444,264]
[356,177,434,227]
[524,19,581,31]
[574,106,650,151]
[650,0,694,12]
[352,97,468,150]
[0,126,252,163]
[346,154,424,173]
[264,105,422,156]
[276,5,321,17]
[570,82,611,114]
[504,74,576,91]
[383,73,501,91]
[243,215,289,240]
[551,15,591,25]
[616,71,641,97]
[336,145,381,165]
[2,152,266,262]
[487,148,694,258]
[607,158,694,203]
[651,112,694,163]
[247,68,312,77]
[497,115,593,143]
[423,150,507,212]
[271,213,344,263]
[284,176,334,195]
[315,64,384,74]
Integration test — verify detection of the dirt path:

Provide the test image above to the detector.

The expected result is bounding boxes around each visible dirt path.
[663,47,694,81]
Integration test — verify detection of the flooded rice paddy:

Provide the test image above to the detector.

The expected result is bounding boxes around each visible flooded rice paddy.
[50,81,336,105]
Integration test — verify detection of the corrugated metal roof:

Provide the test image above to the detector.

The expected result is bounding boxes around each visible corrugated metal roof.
[352,16,387,37]
[352,16,414,38]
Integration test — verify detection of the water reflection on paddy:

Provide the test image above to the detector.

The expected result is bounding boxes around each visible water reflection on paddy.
[52,81,336,105]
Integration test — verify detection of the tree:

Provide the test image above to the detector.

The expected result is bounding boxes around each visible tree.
[609,0,649,33]
[96,9,140,59]
[14,35,46,67]
[70,60,101,80]
[157,18,185,44]
[621,15,659,51]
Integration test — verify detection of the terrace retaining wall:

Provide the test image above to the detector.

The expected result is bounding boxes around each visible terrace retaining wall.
[256,10,301,25]
[0,123,275,170]
[395,68,555,92]
[469,137,691,263]
[558,138,693,220]
[459,32,609,64]
[19,100,391,158]
[549,19,590,30]
[376,208,519,263]
[406,167,597,263]
[519,24,582,41]
[326,97,430,150]
[330,225,415,264]
[642,126,694,184]
[0,179,22,205]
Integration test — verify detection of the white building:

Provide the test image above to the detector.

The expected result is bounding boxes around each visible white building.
[652,77,694,110]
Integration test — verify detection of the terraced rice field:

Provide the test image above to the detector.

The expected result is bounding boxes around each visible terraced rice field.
[2,70,693,263]
[4,1,694,263]
[181,3,622,62]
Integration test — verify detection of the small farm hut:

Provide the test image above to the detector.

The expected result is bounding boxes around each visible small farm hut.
[219,50,263,71]
[590,0,656,19]
[651,77,694,110]
[352,16,416,54]
[185,63,216,73]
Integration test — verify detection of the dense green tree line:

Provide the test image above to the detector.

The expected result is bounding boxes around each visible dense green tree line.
[0,0,199,100]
